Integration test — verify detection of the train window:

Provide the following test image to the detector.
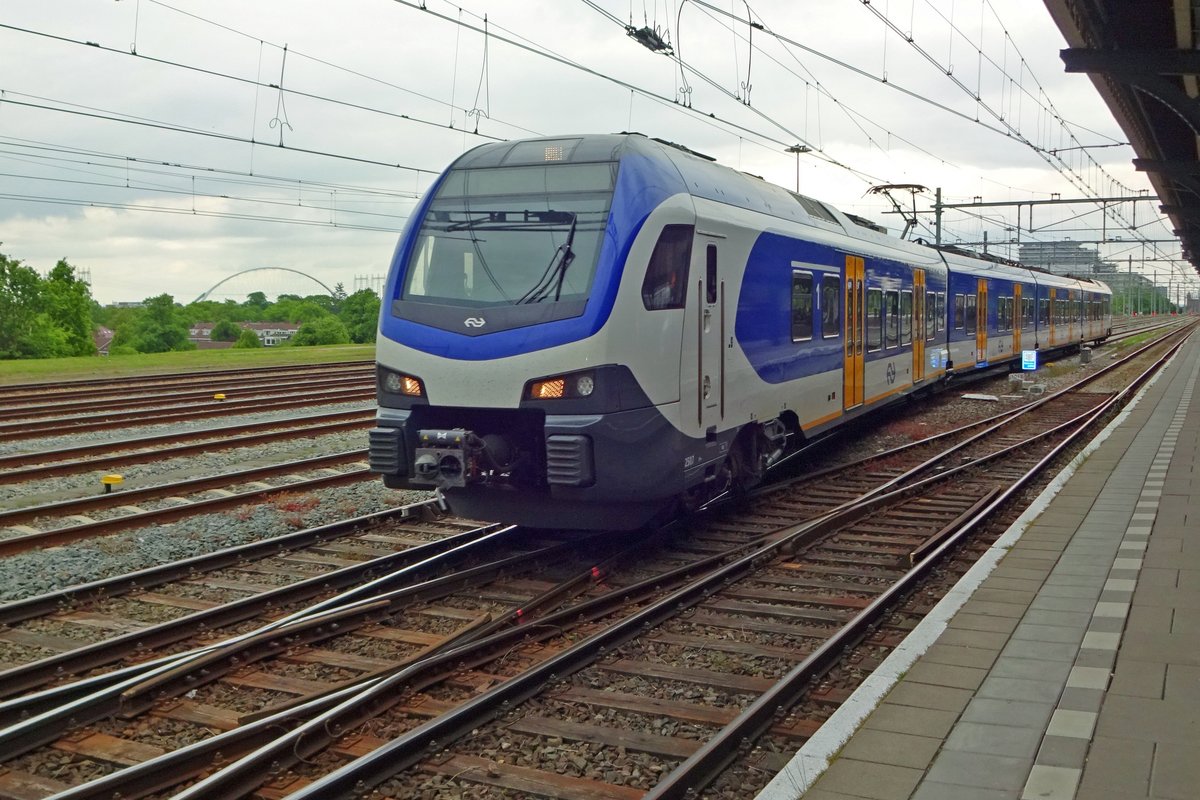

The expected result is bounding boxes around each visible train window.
[1039,298,1049,326]
[1003,297,1012,331]
[406,163,615,306]
[641,224,694,310]
[866,288,883,351]
[925,291,936,340]
[937,292,946,333]
[706,245,718,304]
[1024,297,1034,328]
[900,290,913,345]
[885,290,900,348]
[954,293,965,330]
[965,294,977,333]
[821,275,841,338]
[790,270,814,341]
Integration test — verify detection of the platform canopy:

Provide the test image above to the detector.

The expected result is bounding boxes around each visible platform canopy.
[1046,0,1200,276]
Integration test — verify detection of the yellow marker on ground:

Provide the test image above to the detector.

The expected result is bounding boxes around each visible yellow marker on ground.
[214,393,227,401]
[101,474,124,494]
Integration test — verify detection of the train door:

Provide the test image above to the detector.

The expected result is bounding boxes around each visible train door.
[1013,284,1022,355]
[692,240,724,433]
[1048,288,1057,345]
[912,269,926,382]
[843,255,865,409]
[976,278,988,363]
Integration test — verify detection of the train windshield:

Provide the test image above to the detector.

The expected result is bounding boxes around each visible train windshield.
[403,163,615,306]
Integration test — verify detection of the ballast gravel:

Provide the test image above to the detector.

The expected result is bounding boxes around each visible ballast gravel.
[0,479,430,602]
[0,428,370,507]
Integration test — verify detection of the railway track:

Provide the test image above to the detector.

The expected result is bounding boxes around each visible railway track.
[0,386,376,443]
[0,324,1188,799]
[0,450,377,556]
[0,361,373,403]
[0,373,373,423]
[0,408,374,484]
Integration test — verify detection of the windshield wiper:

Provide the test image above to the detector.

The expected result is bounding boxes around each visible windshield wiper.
[441,209,574,232]
[518,213,578,304]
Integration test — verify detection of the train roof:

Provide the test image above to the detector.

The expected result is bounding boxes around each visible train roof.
[449,134,1111,293]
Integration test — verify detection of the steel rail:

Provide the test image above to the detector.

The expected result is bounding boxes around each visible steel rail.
[0,408,373,481]
[41,530,697,800]
[0,387,376,441]
[0,359,374,398]
[0,364,371,406]
[0,524,520,758]
[0,498,441,627]
[113,535,603,715]
[0,468,372,557]
[643,331,1191,799]
[0,449,369,527]
[0,374,372,422]
[0,516,497,706]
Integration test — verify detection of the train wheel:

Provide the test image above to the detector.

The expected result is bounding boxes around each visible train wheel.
[729,426,768,493]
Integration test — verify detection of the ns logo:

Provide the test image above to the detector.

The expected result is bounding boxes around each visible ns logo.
[463,317,486,328]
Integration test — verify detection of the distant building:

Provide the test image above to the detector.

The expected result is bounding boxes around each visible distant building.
[93,326,114,356]
[188,321,301,347]
[1018,241,1102,276]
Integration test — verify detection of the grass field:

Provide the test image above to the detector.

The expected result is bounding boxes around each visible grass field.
[0,344,376,385]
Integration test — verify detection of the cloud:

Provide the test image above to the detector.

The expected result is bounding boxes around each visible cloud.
[0,0,1188,303]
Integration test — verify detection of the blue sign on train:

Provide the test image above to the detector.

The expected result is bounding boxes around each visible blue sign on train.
[1022,350,1038,371]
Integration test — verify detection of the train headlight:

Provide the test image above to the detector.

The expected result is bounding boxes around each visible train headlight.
[526,370,595,400]
[530,378,566,399]
[383,370,424,397]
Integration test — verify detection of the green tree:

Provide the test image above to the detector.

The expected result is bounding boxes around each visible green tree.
[0,251,93,359]
[0,251,44,358]
[266,297,330,324]
[210,319,242,341]
[302,293,338,314]
[43,260,96,356]
[233,327,263,348]
[339,289,380,343]
[112,294,195,353]
[291,315,350,346]
[245,291,268,310]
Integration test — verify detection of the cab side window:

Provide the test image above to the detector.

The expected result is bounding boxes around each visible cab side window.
[642,225,694,310]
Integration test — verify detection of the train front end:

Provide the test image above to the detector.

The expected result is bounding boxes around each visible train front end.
[369,135,691,529]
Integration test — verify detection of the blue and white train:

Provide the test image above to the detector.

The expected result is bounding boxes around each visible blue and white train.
[368,133,1111,529]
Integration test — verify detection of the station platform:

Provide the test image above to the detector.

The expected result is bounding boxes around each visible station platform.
[758,332,1200,800]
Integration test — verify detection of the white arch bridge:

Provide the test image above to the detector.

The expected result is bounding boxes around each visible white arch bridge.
[192,267,335,303]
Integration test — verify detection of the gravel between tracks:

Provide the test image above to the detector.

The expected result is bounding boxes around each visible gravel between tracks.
[0,391,428,602]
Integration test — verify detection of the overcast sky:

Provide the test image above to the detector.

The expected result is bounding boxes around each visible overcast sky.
[1,0,1191,304]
